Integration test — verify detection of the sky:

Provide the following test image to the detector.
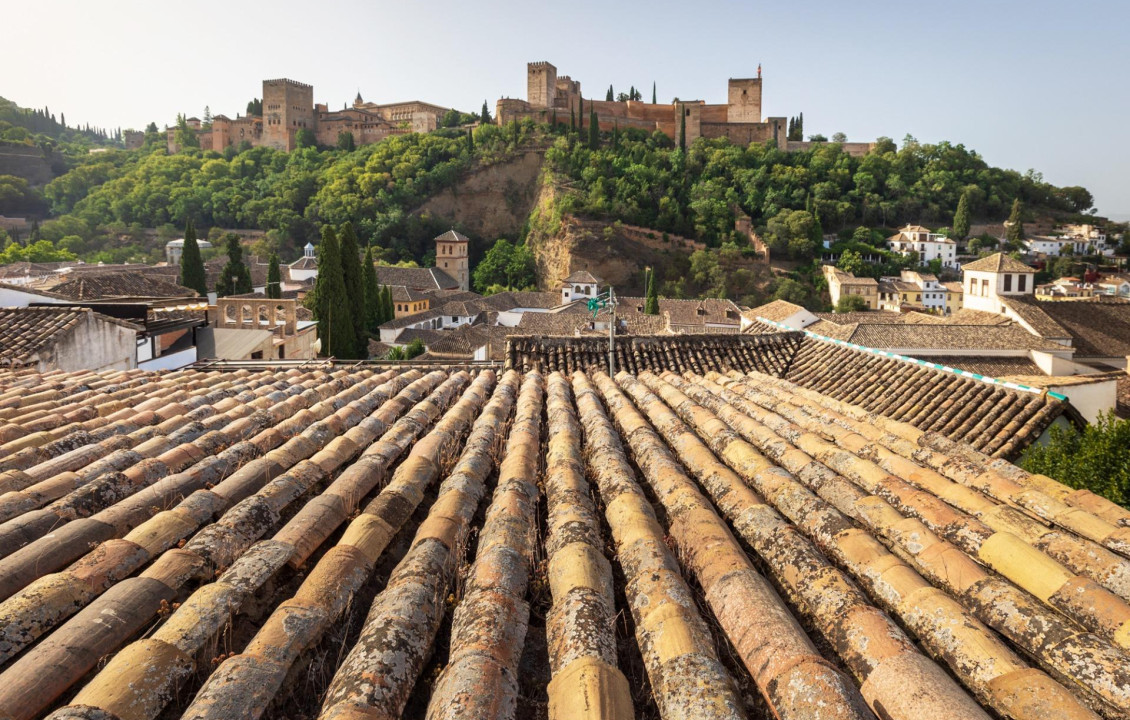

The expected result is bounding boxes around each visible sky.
[3,0,1128,218]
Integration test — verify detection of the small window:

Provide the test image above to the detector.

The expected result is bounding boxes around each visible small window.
[1019,274,1027,292]
[1004,274,1012,292]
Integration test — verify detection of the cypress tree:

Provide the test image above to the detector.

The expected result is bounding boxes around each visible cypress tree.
[652,81,656,104]
[362,247,380,333]
[589,106,599,149]
[953,192,971,240]
[466,128,474,153]
[612,122,619,150]
[798,112,804,137]
[178,220,208,296]
[606,85,613,102]
[382,284,395,323]
[551,109,558,129]
[338,222,366,354]
[577,95,583,131]
[215,234,252,297]
[570,106,576,131]
[311,226,354,358]
[645,267,659,315]
[1006,198,1024,244]
[266,253,282,299]
[480,100,490,124]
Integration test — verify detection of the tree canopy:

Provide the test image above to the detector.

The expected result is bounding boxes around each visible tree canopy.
[472,239,537,293]
[1021,412,1130,508]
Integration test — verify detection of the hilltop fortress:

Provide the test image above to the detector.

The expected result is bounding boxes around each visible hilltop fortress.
[158,64,876,156]
[497,61,876,156]
[165,78,452,153]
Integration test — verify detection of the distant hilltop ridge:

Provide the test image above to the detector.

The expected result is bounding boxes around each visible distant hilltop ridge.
[496,60,878,157]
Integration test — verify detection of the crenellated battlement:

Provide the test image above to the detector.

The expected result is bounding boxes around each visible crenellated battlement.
[262,78,313,89]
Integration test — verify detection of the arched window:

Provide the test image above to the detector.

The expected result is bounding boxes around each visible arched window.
[241,305,253,323]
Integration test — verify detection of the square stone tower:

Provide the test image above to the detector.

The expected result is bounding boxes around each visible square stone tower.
[727,78,762,123]
[263,79,314,151]
[435,229,470,292]
[528,62,557,109]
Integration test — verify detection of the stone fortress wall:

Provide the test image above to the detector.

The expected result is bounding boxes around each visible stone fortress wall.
[167,79,450,153]
[498,61,875,157]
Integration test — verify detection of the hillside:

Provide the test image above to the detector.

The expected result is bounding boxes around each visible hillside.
[2,118,1115,303]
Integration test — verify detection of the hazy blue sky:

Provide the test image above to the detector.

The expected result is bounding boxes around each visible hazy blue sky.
[5,0,1127,217]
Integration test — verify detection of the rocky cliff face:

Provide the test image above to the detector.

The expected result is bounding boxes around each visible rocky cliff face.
[415,149,545,240]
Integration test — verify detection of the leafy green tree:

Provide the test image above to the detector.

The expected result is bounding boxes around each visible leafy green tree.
[0,239,77,264]
[266,253,282,299]
[831,132,847,143]
[178,220,208,295]
[837,248,865,276]
[1006,198,1024,244]
[835,294,869,312]
[644,267,659,314]
[338,222,367,352]
[246,98,262,116]
[1059,186,1093,213]
[967,237,984,255]
[295,128,316,149]
[771,277,809,304]
[214,234,253,297]
[472,239,537,292]
[1021,412,1130,507]
[953,192,971,240]
[337,131,355,152]
[362,246,380,333]
[173,114,199,150]
[851,226,874,244]
[310,226,356,357]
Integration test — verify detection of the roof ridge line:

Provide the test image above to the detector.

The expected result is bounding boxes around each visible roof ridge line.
[755,316,1067,401]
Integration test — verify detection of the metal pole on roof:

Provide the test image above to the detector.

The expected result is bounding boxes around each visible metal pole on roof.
[608,285,616,377]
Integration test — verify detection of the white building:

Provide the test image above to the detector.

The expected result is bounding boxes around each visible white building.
[961,253,1036,314]
[560,270,602,304]
[1026,224,1115,257]
[1095,274,1130,299]
[887,224,958,268]
[289,243,318,282]
[878,270,948,313]
[165,237,213,266]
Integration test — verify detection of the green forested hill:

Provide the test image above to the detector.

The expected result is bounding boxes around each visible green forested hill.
[545,127,1096,252]
[3,118,1105,271]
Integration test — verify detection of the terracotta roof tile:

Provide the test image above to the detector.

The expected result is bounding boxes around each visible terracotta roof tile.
[962,253,1035,273]
[0,357,1122,720]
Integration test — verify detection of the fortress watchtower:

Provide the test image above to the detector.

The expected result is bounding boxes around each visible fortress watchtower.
[727,77,762,124]
[263,78,314,151]
[528,61,558,109]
